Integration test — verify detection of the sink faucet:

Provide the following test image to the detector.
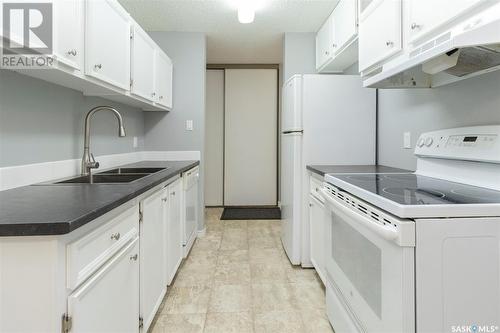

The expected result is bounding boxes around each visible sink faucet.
[81,106,126,180]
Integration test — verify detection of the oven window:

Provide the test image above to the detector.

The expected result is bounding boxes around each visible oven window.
[332,212,382,318]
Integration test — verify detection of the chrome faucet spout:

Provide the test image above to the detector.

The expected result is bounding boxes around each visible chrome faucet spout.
[81,106,126,177]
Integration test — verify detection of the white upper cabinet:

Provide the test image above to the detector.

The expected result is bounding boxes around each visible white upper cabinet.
[54,0,84,71]
[131,24,156,101]
[316,15,334,70]
[85,0,131,90]
[155,50,173,109]
[332,0,357,54]
[315,0,358,73]
[358,0,402,73]
[408,0,487,43]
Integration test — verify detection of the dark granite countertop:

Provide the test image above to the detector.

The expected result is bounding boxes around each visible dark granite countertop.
[0,160,199,236]
[307,164,412,177]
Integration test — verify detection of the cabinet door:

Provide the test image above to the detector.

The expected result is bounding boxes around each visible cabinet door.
[140,189,166,332]
[131,24,156,101]
[408,0,486,43]
[68,239,139,333]
[309,195,326,285]
[358,0,402,72]
[332,0,357,54]
[166,179,183,285]
[85,0,131,90]
[54,0,83,71]
[315,15,333,69]
[156,50,173,109]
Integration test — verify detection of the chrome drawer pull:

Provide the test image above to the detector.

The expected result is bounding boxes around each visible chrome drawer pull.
[129,254,138,261]
[110,232,121,241]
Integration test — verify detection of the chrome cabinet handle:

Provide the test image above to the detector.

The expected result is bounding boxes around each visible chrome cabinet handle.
[129,254,138,261]
[162,197,167,202]
[159,96,164,100]
[332,43,337,48]
[67,49,77,56]
[152,92,156,97]
[110,232,120,241]
[171,191,176,196]
[386,41,394,47]
[94,64,102,70]
[411,22,420,30]
[325,50,329,55]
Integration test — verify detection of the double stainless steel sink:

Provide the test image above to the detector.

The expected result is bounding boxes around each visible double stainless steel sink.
[54,167,168,184]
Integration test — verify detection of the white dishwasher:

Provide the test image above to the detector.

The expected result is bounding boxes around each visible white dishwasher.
[182,166,199,257]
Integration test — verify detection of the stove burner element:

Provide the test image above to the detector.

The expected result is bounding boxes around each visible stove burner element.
[382,187,446,200]
[451,187,500,200]
[346,175,385,181]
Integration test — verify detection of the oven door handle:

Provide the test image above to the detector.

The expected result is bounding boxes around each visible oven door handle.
[320,189,399,242]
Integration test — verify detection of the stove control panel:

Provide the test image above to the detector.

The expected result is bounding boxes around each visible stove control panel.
[414,125,500,163]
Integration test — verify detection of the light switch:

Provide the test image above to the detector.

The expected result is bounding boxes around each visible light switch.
[186,120,193,131]
[403,132,412,149]
[133,136,138,148]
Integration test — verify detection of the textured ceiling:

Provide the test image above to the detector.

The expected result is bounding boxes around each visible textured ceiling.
[119,0,338,64]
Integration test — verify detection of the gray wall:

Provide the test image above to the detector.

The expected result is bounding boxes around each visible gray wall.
[0,70,145,167]
[144,31,206,231]
[282,32,317,82]
[378,70,500,171]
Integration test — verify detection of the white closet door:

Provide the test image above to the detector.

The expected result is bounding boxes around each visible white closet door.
[205,70,224,206]
[224,69,278,206]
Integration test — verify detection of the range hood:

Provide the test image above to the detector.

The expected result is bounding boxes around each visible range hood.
[364,4,500,88]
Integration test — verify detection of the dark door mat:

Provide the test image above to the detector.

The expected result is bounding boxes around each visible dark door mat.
[221,207,281,220]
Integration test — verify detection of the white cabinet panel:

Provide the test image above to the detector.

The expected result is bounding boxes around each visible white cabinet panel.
[316,15,334,69]
[408,0,487,43]
[131,24,156,101]
[333,0,357,54]
[140,189,166,332]
[359,0,402,72]
[85,0,131,90]
[309,194,326,285]
[54,0,83,71]
[166,179,183,285]
[68,239,139,333]
[156,51,173,109]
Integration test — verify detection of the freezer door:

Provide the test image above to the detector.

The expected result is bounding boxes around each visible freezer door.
[282,75,302,132]
[280,132,302,265]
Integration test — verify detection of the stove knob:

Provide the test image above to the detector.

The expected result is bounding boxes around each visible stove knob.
[425,137,434,147]
[417,138,425,147]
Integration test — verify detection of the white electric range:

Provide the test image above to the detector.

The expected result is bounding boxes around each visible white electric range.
[321,125,500,333]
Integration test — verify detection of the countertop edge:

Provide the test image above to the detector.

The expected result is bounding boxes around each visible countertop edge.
[0,160,199,237]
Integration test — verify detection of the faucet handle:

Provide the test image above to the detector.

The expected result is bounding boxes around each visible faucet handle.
[89,153,100,169]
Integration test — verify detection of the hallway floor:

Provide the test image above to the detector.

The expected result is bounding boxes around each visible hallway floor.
[150,208,333,333]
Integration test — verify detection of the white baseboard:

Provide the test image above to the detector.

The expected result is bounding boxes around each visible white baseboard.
[197,228,206,237]
[0,151,200,191]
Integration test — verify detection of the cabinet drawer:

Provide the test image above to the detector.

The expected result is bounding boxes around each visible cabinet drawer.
[67,205,139,290]
[310,176,324,201]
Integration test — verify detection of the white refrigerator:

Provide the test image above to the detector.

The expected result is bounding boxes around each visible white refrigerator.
[280,74,376,266]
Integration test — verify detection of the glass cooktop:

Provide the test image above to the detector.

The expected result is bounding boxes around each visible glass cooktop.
[331,173,500,205]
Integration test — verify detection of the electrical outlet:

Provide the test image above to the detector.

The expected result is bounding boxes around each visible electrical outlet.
[403,132,412,149]
[186,120,193,131]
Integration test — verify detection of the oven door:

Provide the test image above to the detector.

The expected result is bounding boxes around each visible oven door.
[321,187,415,333]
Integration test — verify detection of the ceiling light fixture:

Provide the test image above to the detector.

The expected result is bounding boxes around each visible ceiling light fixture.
[238,2,255,24]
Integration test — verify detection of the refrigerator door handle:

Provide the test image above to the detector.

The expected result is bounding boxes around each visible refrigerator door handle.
[282,130,304,134]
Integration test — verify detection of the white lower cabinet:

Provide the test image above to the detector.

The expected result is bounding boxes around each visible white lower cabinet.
[0,173,195,332]
[165,178,183,285]
[309,176,327,285]
[140,189,167,332]
[67,238,140,333]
